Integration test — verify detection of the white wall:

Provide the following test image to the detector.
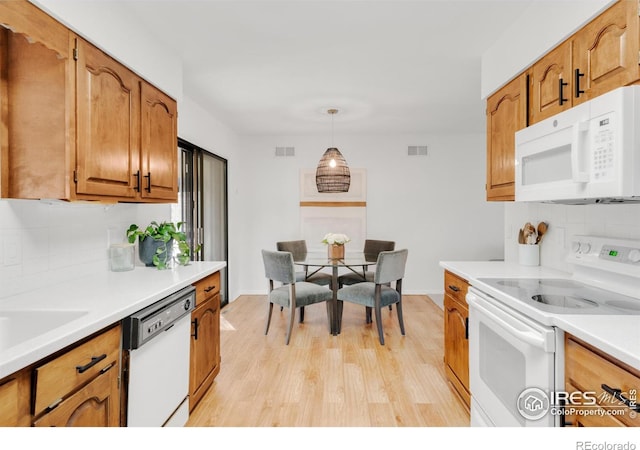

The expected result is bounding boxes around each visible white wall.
[481,0,613,98]
[504,202,640,273]
[236,133,504,297]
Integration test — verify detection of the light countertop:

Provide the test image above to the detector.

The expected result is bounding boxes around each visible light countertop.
[440,260,640,371]
[0,261,226,379]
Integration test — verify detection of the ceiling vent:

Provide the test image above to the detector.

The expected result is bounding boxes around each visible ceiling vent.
[408,145,428,156]
[275,146,295,157]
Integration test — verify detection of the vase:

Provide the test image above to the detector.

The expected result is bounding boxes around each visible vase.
[139,237,173,267]
[328,244,345,259]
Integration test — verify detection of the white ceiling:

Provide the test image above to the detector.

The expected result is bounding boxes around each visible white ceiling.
[122,0,533,136]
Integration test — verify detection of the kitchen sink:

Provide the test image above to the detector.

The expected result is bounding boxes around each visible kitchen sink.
[0,310,88,352]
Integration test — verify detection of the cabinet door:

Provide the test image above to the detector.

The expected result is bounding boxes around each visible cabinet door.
[444,294,470,407]
[572,0,640,104]
[0,1,74,200]
[486,73,526,201]
[189,293,220,411]
[33,364,119,427]
[530,40,573,124]
[140,82,178,201]
[0,378,19,427]
[75,38,140,199]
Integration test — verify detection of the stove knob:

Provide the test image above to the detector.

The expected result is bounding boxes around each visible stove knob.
[628,249,640,263]
[184,299,191,311]
[571,241,581,253]
[579,242,591,254]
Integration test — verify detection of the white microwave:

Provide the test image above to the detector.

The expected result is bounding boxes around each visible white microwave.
[515,86,640,204]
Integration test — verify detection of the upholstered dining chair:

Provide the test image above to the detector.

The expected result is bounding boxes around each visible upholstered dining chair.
[338,239,395,287]
[262,249,333,345]
[336,249,408,345]
[277,240,333,322]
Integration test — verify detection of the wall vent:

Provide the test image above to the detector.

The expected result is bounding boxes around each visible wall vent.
[275,146,295,157]
[408,145,428,156]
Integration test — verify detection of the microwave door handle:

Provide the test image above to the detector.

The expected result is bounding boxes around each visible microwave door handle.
[571,120,590,183]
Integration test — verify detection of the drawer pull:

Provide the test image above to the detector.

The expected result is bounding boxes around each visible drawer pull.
[601,384,640,412]
[448,285,460,292]
[204,285,216,293]
[75,354,106,374]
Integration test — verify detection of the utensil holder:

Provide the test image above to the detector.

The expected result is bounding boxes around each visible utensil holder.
[518,244,539,266]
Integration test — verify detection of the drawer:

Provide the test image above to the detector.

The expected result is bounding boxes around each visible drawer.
[444,270,469,305]
[565,335,640,427]
[33,324,120,416]
[194,271,220,305]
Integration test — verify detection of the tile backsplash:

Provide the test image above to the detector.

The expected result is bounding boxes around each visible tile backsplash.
[0,199,171,299]
[505,202,640,272]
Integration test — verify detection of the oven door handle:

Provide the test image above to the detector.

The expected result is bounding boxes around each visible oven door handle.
[467,291,553,352]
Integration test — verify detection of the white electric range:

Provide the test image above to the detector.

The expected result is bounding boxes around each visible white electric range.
[465,235,640,427]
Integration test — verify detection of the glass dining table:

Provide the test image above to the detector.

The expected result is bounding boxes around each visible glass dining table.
[293,252,378,335]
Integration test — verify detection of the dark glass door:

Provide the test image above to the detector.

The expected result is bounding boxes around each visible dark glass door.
[178,138,229,307]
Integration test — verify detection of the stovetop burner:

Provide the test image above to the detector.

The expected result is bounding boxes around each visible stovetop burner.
[478,277,640,315]
[531,294,598,309]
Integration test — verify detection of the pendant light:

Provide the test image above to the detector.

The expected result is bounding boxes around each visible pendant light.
[316,109,350,193]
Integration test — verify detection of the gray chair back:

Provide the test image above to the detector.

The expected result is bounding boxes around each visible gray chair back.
[363,239,395,260]
[374,249,408,285]
[276,240,307,261]
[262,249,295,284]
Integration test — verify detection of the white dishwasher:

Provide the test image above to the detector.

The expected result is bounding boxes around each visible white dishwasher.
[122,285,195,427]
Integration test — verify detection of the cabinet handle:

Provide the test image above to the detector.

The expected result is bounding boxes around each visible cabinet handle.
[559,78,568,105]
[601,384,640,412]
[75,354,107,374]
[192,318,199,340]
[204,285,216,293]
[574,69,585,98]
[448,285,460,292]
[464,317,469,340]
[144,172,151,193]
[133,171,141,192]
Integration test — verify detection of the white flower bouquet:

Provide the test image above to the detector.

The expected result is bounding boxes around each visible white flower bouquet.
[322,233,351,246]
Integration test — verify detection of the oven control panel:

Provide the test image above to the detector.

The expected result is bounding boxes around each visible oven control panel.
[599,245,640,264]
[568,235,640,269]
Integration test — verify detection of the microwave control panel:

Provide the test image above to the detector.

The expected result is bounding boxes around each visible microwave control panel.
[590,114,615,181]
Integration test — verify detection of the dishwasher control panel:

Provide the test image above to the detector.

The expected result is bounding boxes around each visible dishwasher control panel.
[122,285,195,350]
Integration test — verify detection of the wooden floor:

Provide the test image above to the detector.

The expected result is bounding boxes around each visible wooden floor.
[187,294,470,427]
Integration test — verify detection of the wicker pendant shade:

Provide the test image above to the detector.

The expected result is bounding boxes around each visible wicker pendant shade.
[316,147,350,192]
[315,109,350,193]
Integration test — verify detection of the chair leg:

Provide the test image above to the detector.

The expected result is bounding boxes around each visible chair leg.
[396,300,405,335]
[365,306,372,324]
[299,306,305,323]
[285,306,296,345]
[374,305,385,345]
[265,302,274,335]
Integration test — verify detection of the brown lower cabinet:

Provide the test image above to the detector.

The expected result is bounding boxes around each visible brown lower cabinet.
[443,270,470,409]
[189,271,222,411]
[564,333,640,427]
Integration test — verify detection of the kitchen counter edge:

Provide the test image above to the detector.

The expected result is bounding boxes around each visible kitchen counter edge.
[0,261,226,380]
[440,260,640,371]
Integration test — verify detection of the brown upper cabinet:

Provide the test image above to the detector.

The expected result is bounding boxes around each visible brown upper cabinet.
[0,0,178,203]
[529,0,640,125]
[486,74,527,201]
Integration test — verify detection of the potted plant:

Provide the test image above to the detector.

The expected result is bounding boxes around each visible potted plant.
[126,221,192,269]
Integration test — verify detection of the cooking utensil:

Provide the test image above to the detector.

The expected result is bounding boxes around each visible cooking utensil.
[536,222,548,244]
[523,222,537,244]
[518,228,525,244]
